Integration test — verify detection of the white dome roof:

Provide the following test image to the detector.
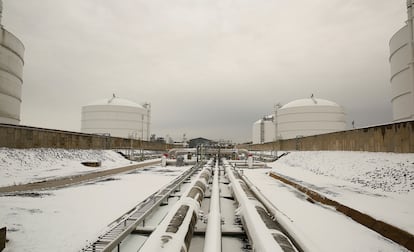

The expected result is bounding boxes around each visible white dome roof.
[281,98,340,109]
[86,96,144,108]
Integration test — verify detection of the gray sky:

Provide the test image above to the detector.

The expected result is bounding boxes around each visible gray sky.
[2,0,407,143]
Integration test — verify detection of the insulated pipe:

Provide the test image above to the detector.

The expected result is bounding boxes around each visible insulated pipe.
[247,155,253,169]
[168,148,197,157]
[140,164,212,252]
[203,159,222,252]
[224,162,285,252]
[240,174,321,252]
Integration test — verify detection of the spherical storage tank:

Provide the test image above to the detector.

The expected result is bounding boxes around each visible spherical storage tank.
[81,95,151,140]
[277,97,346,140]
[0,4,25,125]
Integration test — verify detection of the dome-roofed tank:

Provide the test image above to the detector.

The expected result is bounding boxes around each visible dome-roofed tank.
[0,1,25,124]
[277,96,346,140]
[81,94,151,139]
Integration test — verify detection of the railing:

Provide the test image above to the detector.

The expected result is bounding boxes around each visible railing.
[81,163,203,252]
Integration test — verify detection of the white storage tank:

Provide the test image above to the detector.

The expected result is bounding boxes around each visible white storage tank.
[389,1,414,121]
[81,95,151,140]
[252,115,275,144]
[0,2,25,124]
[277,97,346,140]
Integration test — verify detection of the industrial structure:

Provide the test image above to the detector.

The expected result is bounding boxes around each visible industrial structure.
[389,0,414,122]
[81,95,151,140]
[0,0,25,125]
[252,115,275,144]
[252,96,346,143]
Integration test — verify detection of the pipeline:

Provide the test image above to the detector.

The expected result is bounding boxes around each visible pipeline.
[203,159,222,252]
[240,174,321,252]
[224,161,298,252]
[139,161,213,252]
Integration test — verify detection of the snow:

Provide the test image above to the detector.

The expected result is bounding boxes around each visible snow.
[274,151,414,193]
[0,148,139,186]
[1,149,413,251]
[269,151,414,233]
[0,162,189,252]
[244,151,414,251]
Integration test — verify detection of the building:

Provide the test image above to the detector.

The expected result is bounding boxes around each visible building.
[81,95,151,139]
[252,96,346,143]
[389,0,414,122]
[0,1,25,124]
[188,137,215,148]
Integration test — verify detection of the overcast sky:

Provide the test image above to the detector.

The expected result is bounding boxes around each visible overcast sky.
[2,0,407,142]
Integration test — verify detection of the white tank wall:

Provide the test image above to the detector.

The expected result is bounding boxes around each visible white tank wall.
[263,120,275,143]
[81,100,151,139]
[252,117,275,144]
[277,100,346,140]
[389,24,414,121]
[252,120,261,144]
[0,27,24,124]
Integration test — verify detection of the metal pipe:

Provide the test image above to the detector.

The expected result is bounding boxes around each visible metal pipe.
[224,162,285,252]
[240,174,321,252]
[203,159,222,252]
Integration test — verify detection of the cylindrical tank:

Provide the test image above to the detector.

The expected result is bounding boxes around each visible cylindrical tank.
[252,115,275,144]
[81,96,151,139]
[0,26,25,124]
[277,98,346,140]
[389,3,414,121]
[252,119,262,144]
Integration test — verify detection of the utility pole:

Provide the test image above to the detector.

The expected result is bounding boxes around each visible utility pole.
[0,0,3,25]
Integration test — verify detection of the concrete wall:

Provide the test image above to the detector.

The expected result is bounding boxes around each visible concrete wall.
[0,124,171,150]
[240,121,414,153]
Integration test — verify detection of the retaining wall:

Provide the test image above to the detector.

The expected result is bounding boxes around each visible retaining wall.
[0,124,172,150]
[240,120,414,153]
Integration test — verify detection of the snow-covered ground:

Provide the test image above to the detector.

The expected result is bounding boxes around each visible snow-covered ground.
[0,160,189,251]
[0,148,143,186]
[1,149,413,251]
[244,151,414,251]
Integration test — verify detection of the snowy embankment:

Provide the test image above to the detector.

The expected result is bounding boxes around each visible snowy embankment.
[274,151,414,193]
[0,148,144,187]
[244,151,414,251]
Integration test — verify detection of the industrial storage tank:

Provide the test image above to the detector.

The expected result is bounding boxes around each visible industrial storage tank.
[277,97,346,140]
[389,1,414,121]
[0,2,25,124]
[81,95,151,139]
[252,115,275,144]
